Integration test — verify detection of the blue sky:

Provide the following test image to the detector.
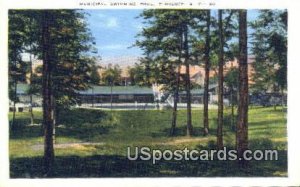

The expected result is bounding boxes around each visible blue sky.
[85,9,144,59]
[85,9,259,60]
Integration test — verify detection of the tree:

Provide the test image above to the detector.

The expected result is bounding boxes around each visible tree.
[140,55,152,86]
[9,10,43,127]
[23,13,40,125]
[41,10,54,175]
[250,10,287,109]
[44,10,97,175]
[89,64,101,107]
[237,9,248,166]
[203,10,211,136]
[8,10,29,129]
[9,9,98,175]
[90,64,101,85]
[182,13,193,136]
[136,10,199,136]
[128,63,147,86]
[217,10,224,149]
[102,64,122,86]
[137,10,180,135]
[28,53,35,125]
[52,10,97,113]
[170,34,183,136]
[102,65,122,110]
[224,67,239,130]
[215,9,237,149]
[193,10,237,139]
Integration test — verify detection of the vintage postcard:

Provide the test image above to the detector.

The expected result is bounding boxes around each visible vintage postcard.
[0,0,299,186]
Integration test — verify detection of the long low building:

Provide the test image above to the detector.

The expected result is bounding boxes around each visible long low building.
[77,84,218,105]
[14,83,219,106]
[12,83,286,109]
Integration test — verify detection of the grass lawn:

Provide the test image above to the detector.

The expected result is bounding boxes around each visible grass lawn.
[9,106,287,177]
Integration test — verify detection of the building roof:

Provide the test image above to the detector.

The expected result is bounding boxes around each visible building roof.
[79,86,153,95]
[78,84,218,95]
[16,83,218,96]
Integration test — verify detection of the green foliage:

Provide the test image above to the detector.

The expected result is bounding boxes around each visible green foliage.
[9,10,98,109]
[205,10,238,72]
[136,10,239,91]
[89,64,101,85]
[48,10,98,108]
[101,64,122,86]
[250,10,287,93]
[128,63,147,86]
[136,10,208,94]
[224,67,238,88]
[8,10,31,101]
[224,67,239,104]
[27,73,42,95]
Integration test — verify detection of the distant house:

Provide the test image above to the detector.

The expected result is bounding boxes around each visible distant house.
[179,65,206,85]
[179,56,256,86]
[224,56,256,85]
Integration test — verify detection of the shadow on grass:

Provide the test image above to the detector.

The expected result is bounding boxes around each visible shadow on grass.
[9,118,43,139]
[9,109,113,141]
[10,149,287,178]
[156,117,236,138]
[56,126,110,141]
[249,119,286,127]
[151,126,206,138]
[56,109,114,141]
[57,109,107,127]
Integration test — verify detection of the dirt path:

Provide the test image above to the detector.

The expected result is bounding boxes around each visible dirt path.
[31,142,105,151]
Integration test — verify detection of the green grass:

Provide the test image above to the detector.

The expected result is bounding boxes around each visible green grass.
[9,106,287,177]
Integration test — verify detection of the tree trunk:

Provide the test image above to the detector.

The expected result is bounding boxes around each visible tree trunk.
[183,24,193,137]
[273,84,277,111]
[170,67,179,136]
[110,82,113,111]
[231,88,235,130]
[51,95,56,145]
[203,10,211,136]
[42,10,55,176]
[281,87,285,111]
[12,79,17,131]
[170,30,183,136]
[217,10,224,149]
[145,55,151,86]
[237,9,249,167]
[92,87,94,107]
[29,52,34,125]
